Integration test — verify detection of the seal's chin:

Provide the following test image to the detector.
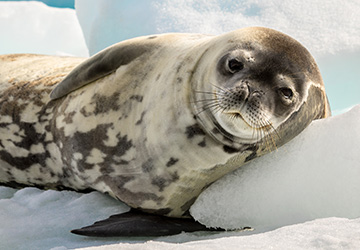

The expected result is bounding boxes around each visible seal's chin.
[214,111,269,144]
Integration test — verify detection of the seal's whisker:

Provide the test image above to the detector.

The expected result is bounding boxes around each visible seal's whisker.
[268,123,280,140]
[256,127,261,143]
[199,102,220,110]
[212,105,225,115]
[211,84,233,94]
[191,98,219,104]
[258,126,267,150]
[262,114,281,140]
[259,119,278,151]
[194,90,227,97]
[195,102,222,115]
[252,125,257,141]
[194,90,216,95]
[257,122,269,150]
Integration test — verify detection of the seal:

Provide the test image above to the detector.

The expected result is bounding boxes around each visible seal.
[0,27,331,236]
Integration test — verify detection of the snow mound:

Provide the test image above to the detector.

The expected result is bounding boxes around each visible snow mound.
[191,105,360,231]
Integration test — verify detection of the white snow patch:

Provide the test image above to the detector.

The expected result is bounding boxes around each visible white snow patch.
[0,1,88,56]
[0,187,129,250]
[191,105,360,231]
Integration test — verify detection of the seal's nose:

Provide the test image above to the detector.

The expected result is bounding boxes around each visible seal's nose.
[234,81,250,101]
[239,81,263,101]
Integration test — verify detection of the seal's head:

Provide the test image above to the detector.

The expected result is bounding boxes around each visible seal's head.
[192,27,331,151]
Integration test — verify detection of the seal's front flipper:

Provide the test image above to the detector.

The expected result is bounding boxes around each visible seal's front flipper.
[71,210,220,237]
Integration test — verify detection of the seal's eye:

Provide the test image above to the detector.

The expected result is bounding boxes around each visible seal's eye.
[279,87,294,100]
[227,58,244,73]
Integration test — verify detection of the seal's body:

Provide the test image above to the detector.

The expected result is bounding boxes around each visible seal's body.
[0,28,330,224]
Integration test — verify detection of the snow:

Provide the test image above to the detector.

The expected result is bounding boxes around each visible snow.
[0,1,360,250]
[0,187,129,250]
[76,217,360,250]
[191,105,360,231]
[0,1,87,56]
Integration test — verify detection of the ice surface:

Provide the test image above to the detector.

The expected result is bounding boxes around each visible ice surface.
[0,1,87,56]
[1,186,360,250]
[78,217,360,250]
[0,1,360,250]
[0,187,129,250]
[191,105,360,231]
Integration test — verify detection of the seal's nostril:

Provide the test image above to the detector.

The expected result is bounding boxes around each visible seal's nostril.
[251,91,262,98]
[246,83,252,93]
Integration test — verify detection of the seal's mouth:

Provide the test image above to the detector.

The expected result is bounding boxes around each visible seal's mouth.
[223,110,271,130]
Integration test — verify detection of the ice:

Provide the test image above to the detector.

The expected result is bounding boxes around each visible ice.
[0,186,129,250]
[75,0,159,55]
[190,105,360,231]
[0,1,87,56]
[76,0,360,57]
[0,0,360,249]
[77,217,360,250]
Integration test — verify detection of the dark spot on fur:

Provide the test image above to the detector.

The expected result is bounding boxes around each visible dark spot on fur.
[152,177,167,192]
[142,159,154,173]
[114,159,130,165]
[135,111,146,125]
[57,124,133,174]
[176,77,183,84]
[223,145,240,154]
[114,176,136,189]
[198,139,206,147]
[80,107,92,117]
[93,92,121,115]
[130,95,143,102]
[103,175,166,208]
[211,128,221,134]
[0,120,51,171]
[166,157,179,167]
[151,172,179,192]
[62,111,75,123]
[185,124,206,139]
[176,63,183,73]
[148,36,157,39]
